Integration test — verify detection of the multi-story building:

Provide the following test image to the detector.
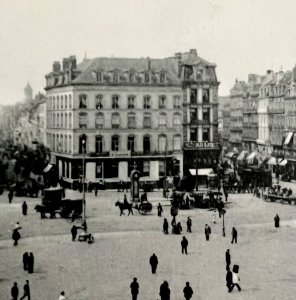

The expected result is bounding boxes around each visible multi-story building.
[221,101,230,147]
[45,50,218,183]
[229,80,248,151]
[241,74,262,153]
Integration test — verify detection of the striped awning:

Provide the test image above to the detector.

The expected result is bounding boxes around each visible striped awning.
[284,132,293,145]
[279,159,288,166]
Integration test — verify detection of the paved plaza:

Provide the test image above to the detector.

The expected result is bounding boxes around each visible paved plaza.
[1,187,296,299]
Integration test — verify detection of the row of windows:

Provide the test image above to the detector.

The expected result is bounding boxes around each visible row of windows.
[47,112,72,129]
[189,128,211,142]
[76,94,182,110]
[48,94,72,110]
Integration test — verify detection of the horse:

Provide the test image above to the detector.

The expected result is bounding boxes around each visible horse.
[115,201,133,216]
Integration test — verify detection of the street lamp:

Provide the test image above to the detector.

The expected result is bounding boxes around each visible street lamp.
[81,134,87,232]
[195,148,198,191]
[220,209,226,237]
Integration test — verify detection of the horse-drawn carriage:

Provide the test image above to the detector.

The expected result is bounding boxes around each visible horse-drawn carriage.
[262,187,296,205]
[35,187,83,219]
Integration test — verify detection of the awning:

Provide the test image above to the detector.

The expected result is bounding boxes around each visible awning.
[247,152,256,161]
[267,157,277,165]
[225,152,234,158]
[279,159,288,166]
[43,164,53,173]
[237,150,248,161]
[284,132,293,145]
[189,168,214,176]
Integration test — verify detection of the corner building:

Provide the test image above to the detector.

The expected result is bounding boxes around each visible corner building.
[45,50,218,184]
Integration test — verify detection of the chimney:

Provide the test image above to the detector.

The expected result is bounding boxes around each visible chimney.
[62,58,70,72]
[266,70,273,75]
[147,57,151,70]
[52,61,61,73]
[189,49,197,56]
[69,55,77,70]
[175,52,182,59]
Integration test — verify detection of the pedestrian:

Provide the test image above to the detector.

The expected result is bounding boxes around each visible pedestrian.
[186,217,192,233]
[274,214,280,228]
[28,253,34,274]
[205,224,211,241]
[226,268,233,292]
[225,249,231,270]
[71,225,77,242]
[20,280,30,300]
[212,210,216,224]
[8,189,14,203]
[149,253,158,274]
[95,186,98,197]
[22,201,28,216]
[12,229,21,246]
[181,236,188,255]
[58,291,66,300]
[163,218,169,234]
[230,265,241,292]
[171,216,176,227]
[23,252,29,271]
[157,203,163,217]
[224,189,228,202]
[159,280,170,300]
[130,277,139,300]
[231,227,237,244]
[11,282,19,300]
[183,281,193,300]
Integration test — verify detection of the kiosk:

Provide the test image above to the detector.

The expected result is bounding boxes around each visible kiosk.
[130,170,141,202]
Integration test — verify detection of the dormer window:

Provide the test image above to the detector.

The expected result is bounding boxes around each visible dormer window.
[196,69,203,80]
[145,73,149,83]
[113,72,118,83]
[129,73,134,83]
[160,72,165,83]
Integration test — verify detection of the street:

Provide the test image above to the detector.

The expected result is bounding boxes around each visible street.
[1,189,296,299]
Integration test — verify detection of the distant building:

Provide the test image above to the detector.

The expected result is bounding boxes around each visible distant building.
[45,50,219,184]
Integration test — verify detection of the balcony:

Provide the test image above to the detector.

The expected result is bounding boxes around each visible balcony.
[131,150,174,156]
[268,107,285,114]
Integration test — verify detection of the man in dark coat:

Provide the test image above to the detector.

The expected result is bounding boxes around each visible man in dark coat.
[226,249,231,270]
[149,253,158,274]
[20,280,30,300]
[186,217,192,233]
[12,229,21,246]
[71,225,77,242]
[231,227,238,244]
[8,189,14,203]
[22,201,28,216]
[163,218,169,234]
[130,277,139,300]
[183,281,193,300]
[226,269,233,292]
[274,214,280,228]
[11,282,19,300]
[157,203,163,217]
[205,224,211,241]
[224,189,228,202]
[23,252,29,271]
[181,236,188,255]
[159,281,170,300]
[28,253,34,274]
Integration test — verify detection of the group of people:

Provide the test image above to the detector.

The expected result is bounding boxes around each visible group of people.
[11,280,30,300]
[130,277,194,300]
[162,216,192,235]
[269,185,292,197]
[22,252,34,274]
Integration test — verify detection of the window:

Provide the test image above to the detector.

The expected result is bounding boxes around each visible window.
[128,113,136,129]
[143,135,151,154]
[95,136,103,153]
[145,72,149,83]
[129,72,134,83]
[53,134,56,151]
[173,135,182,151]
[173,113,181,127]
[69,112,72,128]
[79,112,88,129]
[203,89,209,103]
[160,72,165,83]
[196,69,203,80]
[65,135,68,153]
[79,134,87,154]
[158,135,167,152]
[79,94,87,108]
[113,72,118,83]
[65,113,68,128]
[61,113,64,128]
[112,112,120,129]
[143,161,150,176]
[61,96,64,109]
[57,96,60,110]
[144,96,151,109]
[203,108,210,122]
[95,95,103,110]
[69,94,72,109]
[96,162,103,178]
[128,96,135,109]
[159,95,166,109]
[57,113,60,128]
[111,135,119,151]
[143,113,151,128]
[159,161,165,177]
[190,108,197,122]
[159,113,167,128]
[65,95,68,109]
[53,96,56,110]
[174,96,181,109]
[203,128,209,142]
[190,128,197,141]
[128,135,135,152]
[190,89,197,104]
[53,113,56,128]
[69,135,72,153]
[95,112,104,129]
[112,95,119,109]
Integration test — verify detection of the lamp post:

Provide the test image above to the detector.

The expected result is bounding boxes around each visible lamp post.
[81,134,87,232]
[195,147,198,191]
[221,209,226,237]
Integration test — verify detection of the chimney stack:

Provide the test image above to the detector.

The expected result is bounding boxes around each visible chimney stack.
[53,61,61,73]
[62,58,70,72]
[69,55,77,70]
[147,57,151,70]
[189,49,197,56]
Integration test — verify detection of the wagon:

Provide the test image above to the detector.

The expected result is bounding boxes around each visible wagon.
[137,202,153,215]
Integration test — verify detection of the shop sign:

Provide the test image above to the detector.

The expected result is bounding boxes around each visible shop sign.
[110,151,131,158]
[184,141,219,149]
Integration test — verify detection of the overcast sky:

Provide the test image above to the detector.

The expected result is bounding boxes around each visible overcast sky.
[1,0,296,104]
